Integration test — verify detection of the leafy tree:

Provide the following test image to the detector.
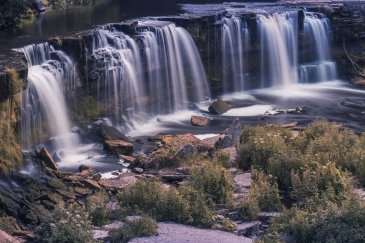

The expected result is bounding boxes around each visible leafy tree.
[0,0,31,30]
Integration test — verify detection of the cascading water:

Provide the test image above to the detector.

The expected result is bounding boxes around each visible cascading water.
[91,21,210,132]
[21,43,77,151]
[137,21,210,114]
[221,16,250,92]
[258,12,299,88]
[300,12,337,82]
[92,27,145,131]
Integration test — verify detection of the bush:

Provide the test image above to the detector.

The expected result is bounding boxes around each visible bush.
[89,205,110,227]
[238,199,259,221]
[238,125,292,171]
[250,169,282,211]
[189,161,233,204]
[45,205,94,243]
[267,198,365,243]
[290,163,352,206]
[117,180,215,228]
[109,216,158,243]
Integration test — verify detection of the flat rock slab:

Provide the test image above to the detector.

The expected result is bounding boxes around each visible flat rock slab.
[129,223,252,243]
[234,173,252,189]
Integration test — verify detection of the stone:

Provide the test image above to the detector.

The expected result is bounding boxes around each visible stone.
[81,179,101,190]
[99,173,137,190]
[191,115,210,126]
[216,215,225,221]
[215,134,234,149]
[37,147,58,171]
[74,187,92,196]
[98,125,129,141]
[208,99,231,115]
[161,174,188,183]
[133,167,144,174]
[92,173,102,181]
[119,154,136,163]
[236,221,262,237]
[234,173,252,191]
[47,178,68,191]
[175,143,197,158]
[55,189,76,200]
[219,147,238,166]
[104,140,134,156]
[227,118,241,146]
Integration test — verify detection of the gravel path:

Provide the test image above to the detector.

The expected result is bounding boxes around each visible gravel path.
[129,223,253,243]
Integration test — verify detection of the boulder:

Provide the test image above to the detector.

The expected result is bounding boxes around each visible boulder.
[132,167,144,174]
[98,125,129,141]
[208,99,231,115]
[191,115,210,126]
[37,148,58,171]
[175,143,197,158]
[47,178,68,191]
[104,140,133,156]
[81,179,101,190]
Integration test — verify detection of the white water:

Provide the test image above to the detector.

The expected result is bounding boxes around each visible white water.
[21,43,77,151]
[301,12,337,82]
[258,12,299,87]
[92,21,211,132]
[222,16,249,92]
[92,27,145,131]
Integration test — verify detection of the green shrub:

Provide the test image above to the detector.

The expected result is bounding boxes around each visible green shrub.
[238,199,259,221]
[0,0,31,30]
[117,180,215,228]
[250,169,282,211]
[189,161,233,204]
[45,205,94,243]
[238,125,292,171]
[89,205,110,227]
[109,216,158,243]
[290,163,352,206]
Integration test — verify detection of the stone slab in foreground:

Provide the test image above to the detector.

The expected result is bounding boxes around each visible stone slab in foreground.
[129,223,252,243]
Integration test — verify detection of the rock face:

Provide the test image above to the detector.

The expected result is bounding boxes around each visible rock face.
[104,140,134,156]
[191,115,210,126]
[209,99,231,115]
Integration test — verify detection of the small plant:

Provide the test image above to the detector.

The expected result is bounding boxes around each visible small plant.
[117,180,215,228]
[238,199,259,221]
[89,205,110,227]
[45,204,94,243]
[250,169,282,211]
[109,216,158,243]
[189,161,233,204]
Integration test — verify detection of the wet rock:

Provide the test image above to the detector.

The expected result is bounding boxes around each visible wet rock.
[99,173,137,190]
[191,115,210,126]
[112,171,120,176]
[227,118,241,146]
[92,173,102,181]
[37,148,58,171]
[208,99,231,115]
[215,135,234,149]
[175,143,197,158]
[161,174,188,183]
[81,179,101,190]
[133,167,144,174]
[120,154,136,164]
[236,221,262,237]
[47,178,68,191]
[104,140,134,156]
[98,125,129,141]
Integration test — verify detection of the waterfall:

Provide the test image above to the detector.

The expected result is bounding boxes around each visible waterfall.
[222,16,250,92]
[92,21,210,131]
[92,27,145,131]
[300,12,337,82]
[138,21,210,114]
[258,12,299,88]
[21,43,77,151]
